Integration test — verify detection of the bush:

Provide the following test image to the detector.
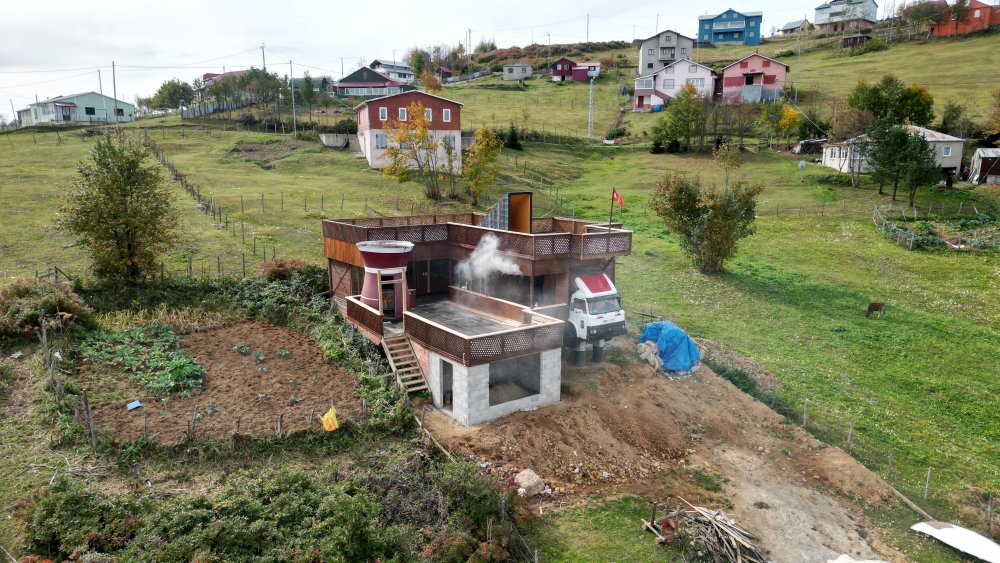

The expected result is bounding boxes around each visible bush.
[848,38,888,57]
[260,257,312,281]
[354,374,414,431]
[20,477,145,560]
[650,138,665,154]
[222,263,327,325]
[605,126,627,140]
[0,279,94,339]
[316,118,358,134]
[503,123,522,150]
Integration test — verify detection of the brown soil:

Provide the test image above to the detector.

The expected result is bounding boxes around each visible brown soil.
[426,338,904,562]
[230,139,316,168]
[83,322,360,443]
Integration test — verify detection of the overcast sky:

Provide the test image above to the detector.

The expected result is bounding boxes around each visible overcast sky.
[1,0,854,118]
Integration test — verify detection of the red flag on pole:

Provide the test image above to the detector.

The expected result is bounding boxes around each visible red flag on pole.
[612,187,624,206]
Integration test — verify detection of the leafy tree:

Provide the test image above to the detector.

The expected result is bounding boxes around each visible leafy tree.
[899,0,948,33]
[300,72,317,121]
[830,107,872,141]
[797,106,830,140]
[149,79,194,109]
[652,84,704,152]
[950,0,971,34]
[405,48,430,75]
[504,123,522,150]
[900,134,940,207]
[382,101,457,200]
[936,101,973,137]
[984,89,1000,142]
[863,117,911,197]
[464,126,503,205]
[420,69,441,93]
[474,39,497,55]
[847,74,934,126]
[648,172,763,273]
[714,143,744,191]
[778,105,802,138]
[57,132,180,284]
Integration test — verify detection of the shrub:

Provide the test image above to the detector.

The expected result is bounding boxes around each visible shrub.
[605,126,627,140]
[259,257,313,281]
[224,263,327,324]
[316,118,358,134]
[503,123,522,150]
[354,374,414,432]
[0,279,94,339]
[20,477,145,560]
[848,38,888,57]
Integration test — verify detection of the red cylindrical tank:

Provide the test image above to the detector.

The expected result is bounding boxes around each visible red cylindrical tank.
[357,241,414,321]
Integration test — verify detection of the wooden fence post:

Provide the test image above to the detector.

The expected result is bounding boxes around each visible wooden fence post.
[987,495,993,531]
[188,256,193,278]
[160,262,165,285]
[82,390,97,450]
[847,421,854,452]
[802,398,808,429]
[143,412,148,440]
[924,467,932,500]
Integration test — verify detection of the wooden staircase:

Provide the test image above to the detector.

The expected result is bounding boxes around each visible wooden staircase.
[381,335,428,394]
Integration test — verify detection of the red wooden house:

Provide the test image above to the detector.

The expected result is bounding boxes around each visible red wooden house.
[550,57,575,81]
[720,53,789,102]
[929,0,999,36]
[355,90,462,171]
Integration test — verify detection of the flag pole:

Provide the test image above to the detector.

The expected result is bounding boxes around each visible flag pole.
[607,187,615,253]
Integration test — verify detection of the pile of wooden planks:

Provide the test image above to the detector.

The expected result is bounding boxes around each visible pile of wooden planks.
[643,497,767,563]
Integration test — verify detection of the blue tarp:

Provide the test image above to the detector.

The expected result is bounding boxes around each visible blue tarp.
[639,321,700,372]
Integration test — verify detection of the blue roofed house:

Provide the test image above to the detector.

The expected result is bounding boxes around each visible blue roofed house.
[698,9,764,45]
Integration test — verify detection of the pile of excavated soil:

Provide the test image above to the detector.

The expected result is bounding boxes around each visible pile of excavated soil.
[426,340,903,562]
[83,323,360,443]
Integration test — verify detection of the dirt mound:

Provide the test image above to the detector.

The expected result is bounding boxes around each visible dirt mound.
[426,348,903,561]
[84,322,360,443]
[695,337,778,392]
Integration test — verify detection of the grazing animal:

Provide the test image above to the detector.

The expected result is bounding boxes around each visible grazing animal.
[866,302,885,318]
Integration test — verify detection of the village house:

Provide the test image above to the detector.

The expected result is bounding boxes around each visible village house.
[332,67,415,99]
[550,57,576,81]
[719,53,789,102]
[322,192,632,425]
[814,0,878,32]
[369,59,415,84]
[842,34,873,48]
[202,70,248,89]
[821,126,965,179]
[779,18,811,35]
[503,61,533,81]
[637,30,696,74]
[16,92,134,127]
[698,9,764,45]
[354,90,462,172]
[633,59,716,111]
[929,0,1000,36]
[436,66,453,81]
[571,62,601,81]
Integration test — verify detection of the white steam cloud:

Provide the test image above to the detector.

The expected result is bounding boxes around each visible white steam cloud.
[456,233,521,285]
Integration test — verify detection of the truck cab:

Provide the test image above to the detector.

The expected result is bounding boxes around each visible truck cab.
[565,274,626,345]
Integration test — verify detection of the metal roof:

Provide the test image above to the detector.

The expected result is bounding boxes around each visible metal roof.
[699,9,763,19]
[906,125,963,142]
[640,29,697,43]
[781,19,808,30]
[371,59,412,71]
[354,90,464,111]
[973,148,1000,157]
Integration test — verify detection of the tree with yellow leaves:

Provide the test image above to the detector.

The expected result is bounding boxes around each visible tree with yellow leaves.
[464,126,503,205]
[382,101,459,200]
[420,69,441,93]
[778,105,802,138]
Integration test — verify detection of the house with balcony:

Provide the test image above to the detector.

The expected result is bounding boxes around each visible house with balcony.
[698,9,764,45]
[814,0,878,32]
[332,67,416,99]
[637,30,696,74]
[720,53,789,102]
[323,192,632,426]
[369,59,415,84]
[633,60,717,111]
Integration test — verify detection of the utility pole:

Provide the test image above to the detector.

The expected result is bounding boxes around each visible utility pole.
[587,77,594,139]
[97,69,107,122]
[289,60,297,134]
[261,43,266,71]
[586,14,590,43]
[112,61,120,125]
[9,99,16,127]
[795,35,801,102]
[340,57,344,77]
[656,14,660,32]
[547,32,551,65]
[468,29,472,62]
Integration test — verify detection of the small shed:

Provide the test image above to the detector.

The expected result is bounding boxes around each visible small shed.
[551,57,576,81]
[437,66,453,80]
[571,62,600,82]
[969,148,1000,184]
[503,61,533,81]
[842,34,872,48]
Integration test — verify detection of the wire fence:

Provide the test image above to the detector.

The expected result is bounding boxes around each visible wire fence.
[624,322,999,540]
[874,204,998,251]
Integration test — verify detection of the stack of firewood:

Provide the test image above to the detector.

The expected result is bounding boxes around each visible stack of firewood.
[647,497,767,563]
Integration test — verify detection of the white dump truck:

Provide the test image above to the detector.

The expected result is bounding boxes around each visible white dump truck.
[564,274,626,346]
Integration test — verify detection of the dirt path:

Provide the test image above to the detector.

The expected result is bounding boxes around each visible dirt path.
[426,347,905,562]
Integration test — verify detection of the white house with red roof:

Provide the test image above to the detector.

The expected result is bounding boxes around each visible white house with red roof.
[355,90,463,171]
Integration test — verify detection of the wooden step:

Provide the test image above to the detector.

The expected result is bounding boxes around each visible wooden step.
[399,372,424,380]
[397,366,421,374]
[392,357,417,365]
[403,382,428,392]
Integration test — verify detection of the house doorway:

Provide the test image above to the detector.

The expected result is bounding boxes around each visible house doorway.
[440,359,453,411]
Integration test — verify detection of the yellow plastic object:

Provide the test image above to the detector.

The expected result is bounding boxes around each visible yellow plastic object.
[320,407,339,432]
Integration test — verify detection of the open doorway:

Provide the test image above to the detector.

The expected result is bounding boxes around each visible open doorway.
[488,353,541,406]
[440,359,453,411]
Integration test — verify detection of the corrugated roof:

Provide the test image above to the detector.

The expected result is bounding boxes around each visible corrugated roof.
[640,29,696,43]
[354,90,464,111]
[781,19,808,30]
[371,59,412,71]
[699,9,763,19]
[973,148,1000,157]
[722,53,790,72]
[906,125,963,142]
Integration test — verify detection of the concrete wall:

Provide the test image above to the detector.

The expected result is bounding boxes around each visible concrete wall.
[426,348,561,426]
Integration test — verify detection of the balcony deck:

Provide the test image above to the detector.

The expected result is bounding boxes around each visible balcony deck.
[323,214,631,262]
